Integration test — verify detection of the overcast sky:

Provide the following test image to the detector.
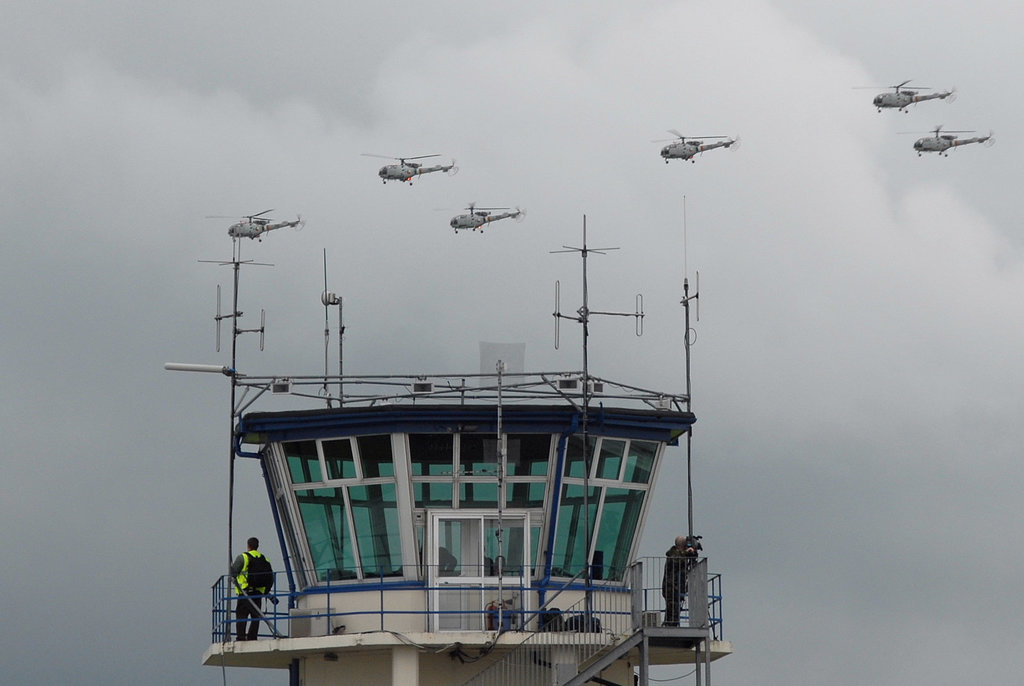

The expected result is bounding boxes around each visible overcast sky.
[3,2,1022,685]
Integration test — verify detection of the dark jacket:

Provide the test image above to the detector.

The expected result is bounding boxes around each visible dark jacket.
[662,545,697,597]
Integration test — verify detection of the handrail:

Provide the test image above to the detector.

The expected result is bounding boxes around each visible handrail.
[228,370,690,412]
[211,558,722,643]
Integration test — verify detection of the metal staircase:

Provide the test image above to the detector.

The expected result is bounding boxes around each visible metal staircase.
[458,561,715,686]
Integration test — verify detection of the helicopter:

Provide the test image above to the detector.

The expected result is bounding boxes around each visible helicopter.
[361,153,458,184]
[909,126,994,156]
[658,130,739,163]
[449,203,525,233]
[210,210,304,241]
[863,80,956,113]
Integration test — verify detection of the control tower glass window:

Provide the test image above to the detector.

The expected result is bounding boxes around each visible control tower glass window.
[410,435,454,476]
[350,483,401,578]
[296,487,357,580]
[505,435,551,476]
[358,435,395,478]
[551,484,600,577]
[563,435,596,478]
[624,441,656,483]
[324,438,356,479]
[550,437,659,581]
[594,487,645,580]
[282,436,400,582]
[286,441,322,483]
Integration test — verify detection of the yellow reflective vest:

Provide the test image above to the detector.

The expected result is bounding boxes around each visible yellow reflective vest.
[237,550,269,592]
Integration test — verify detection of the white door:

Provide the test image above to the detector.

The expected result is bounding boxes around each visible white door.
[430,512,530,631]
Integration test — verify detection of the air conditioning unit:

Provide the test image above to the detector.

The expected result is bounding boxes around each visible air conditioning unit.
[271,379,292,394]
[412,381,434,394]
[557,378,579,390]
[589,381,604,394]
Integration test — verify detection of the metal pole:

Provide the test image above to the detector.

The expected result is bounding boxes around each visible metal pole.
[228,243,240,567]
[496,360,505,629]
[337,298,344,405]
[580,216,593,614]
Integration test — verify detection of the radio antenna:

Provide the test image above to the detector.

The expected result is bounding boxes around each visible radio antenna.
[551,215,645,612]
[321,249,344,406]
[198,237,273,567]
[679,200,701,541]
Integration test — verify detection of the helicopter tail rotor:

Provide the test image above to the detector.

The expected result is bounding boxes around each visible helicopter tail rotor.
[729,136,741,151]
[515,207,527,223]
[947,87,958,103]
[984,131,995,147]
[447,161,459,176]
[296,214,306,231]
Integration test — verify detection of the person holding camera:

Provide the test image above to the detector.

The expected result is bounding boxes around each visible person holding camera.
[662,535,700,626]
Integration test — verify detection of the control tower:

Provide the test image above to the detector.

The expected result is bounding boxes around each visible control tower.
[199,369,731,685]
[186,236,733,686]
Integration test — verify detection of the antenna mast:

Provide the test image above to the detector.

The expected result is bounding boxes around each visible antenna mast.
[321,249,344,406]
[495,359,506,628]
[200,238,271,566]
[680,197,700,539]
[552,215,644,608]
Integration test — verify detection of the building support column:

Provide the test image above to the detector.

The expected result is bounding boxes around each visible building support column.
[393,646,420,686]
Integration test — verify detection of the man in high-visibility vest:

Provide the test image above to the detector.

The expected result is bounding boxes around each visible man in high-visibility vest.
[230,537,273,640]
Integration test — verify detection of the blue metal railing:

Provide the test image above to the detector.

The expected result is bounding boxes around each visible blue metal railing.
[210,558,723,642]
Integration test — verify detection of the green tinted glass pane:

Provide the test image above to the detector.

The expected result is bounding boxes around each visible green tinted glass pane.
[437,519,464,576]
[507,434,551,476]
[323,439,356,479]
[597,439,625,480]
[459,482,498,508]
[296,488,357,580]
[485,518,526,576]
[594,487,645,581]
[461,435,499,476]
[410,434,454,476]
[564,435,596,478]
[285,441,321,484]
[506,481,546,508]
[414,481,453,508]
[349,483,402,577]
[551,484,600,578]
[357,435,394,478]
[624,441,657,483]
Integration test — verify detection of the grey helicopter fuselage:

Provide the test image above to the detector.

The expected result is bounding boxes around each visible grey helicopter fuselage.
[660,138,734,163]
[450,208,522,232]
[378,160,455,184]
[228,217,301,240]
[913,131,991,156]
[873,88,953,112]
